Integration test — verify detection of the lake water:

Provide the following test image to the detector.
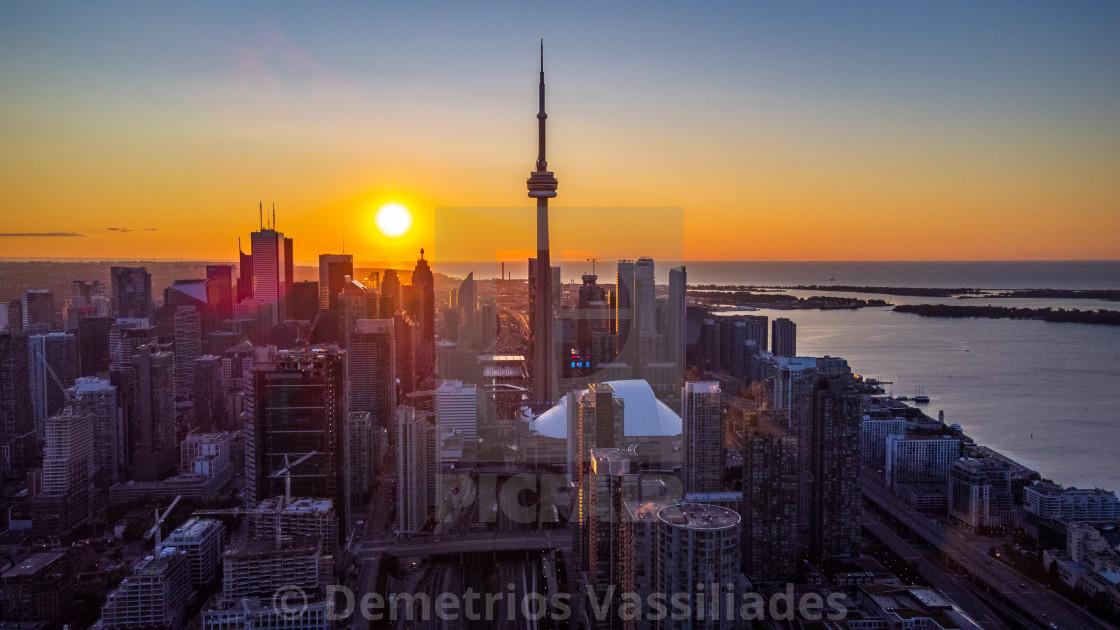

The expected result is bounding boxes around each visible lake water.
[688,261,1120,494]
[723,305,1120,493]
[433,259,1120,290]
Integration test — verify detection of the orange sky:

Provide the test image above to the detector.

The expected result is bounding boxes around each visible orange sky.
[2,5,1118,262]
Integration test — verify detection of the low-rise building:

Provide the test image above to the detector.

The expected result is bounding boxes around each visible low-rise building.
[1024,482,1120,521]
[200,532,333,630]
[1,547,92,625]
[101,547,192,629]
[253,498,339,553]
[948,456,1013,531]
[157,517,225,585]
[856,583,983,630]
[885,432,960,489]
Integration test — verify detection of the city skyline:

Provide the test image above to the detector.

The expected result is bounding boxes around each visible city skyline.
[3,2,1119,262]
[2,6,1120,629]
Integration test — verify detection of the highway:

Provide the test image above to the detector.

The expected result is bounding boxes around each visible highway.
[863,473,1117,630]
[862,507,1012,630]
[352,530,571,558]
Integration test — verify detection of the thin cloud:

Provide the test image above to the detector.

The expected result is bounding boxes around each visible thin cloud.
[0,232,86,237]
[107,227,158,233]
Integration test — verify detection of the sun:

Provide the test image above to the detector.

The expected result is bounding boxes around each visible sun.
[375,202,413,238]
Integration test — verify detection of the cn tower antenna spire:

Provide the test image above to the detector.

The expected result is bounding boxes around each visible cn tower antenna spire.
[536,40,547,172]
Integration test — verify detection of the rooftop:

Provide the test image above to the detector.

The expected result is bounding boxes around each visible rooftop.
[165,517,222,540]
[657,503,740,530]
[129,547,186,577]
[1,551,65,578]
[73,376,114,393]
[1028,481,1118,497]
[256,498,334,514]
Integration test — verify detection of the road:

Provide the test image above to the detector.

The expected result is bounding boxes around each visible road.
[862,507,1012,630]
[863,473,1116,630]
[352,530,570,558]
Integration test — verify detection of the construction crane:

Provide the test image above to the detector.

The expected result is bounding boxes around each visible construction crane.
[270,451,318,507]
[586,257,617,278]
[193,501,288,548]
[143,495,182,547]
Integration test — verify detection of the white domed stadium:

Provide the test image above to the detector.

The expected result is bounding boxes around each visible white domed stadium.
[522,380,682,469]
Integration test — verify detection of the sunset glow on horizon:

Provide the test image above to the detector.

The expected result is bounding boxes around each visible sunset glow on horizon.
[1,3,1118,263]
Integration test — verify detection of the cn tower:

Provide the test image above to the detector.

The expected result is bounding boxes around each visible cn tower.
[527,41,558,405]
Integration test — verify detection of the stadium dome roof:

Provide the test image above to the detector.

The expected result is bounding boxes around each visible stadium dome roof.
[529,379,682,439]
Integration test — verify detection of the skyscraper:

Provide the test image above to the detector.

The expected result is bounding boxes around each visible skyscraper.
[249,208,289,325]
[634,257,656,337]
[110,267,153,320]
[73,376,121,489]
[347,411,375,500]
[109,318,157,372]
[527,43,559,406]
[131,345,176,481]
[21,290,56,332]
[807,376,862,563]
[572,270,610,376]
[284,236,294,296]
[682,381,723,494]
[205,265,234,323]
[77,315,113,377]
[771,317,797,357]
[744,363,862,574]
[0,332,35,471]
[741,409,800,582]
[667,265,687,377]
[396,404,435,535]
[410,249,435,383]
[655,503,742,630]
[28,332,79,438]
[458,271,476,314]
[36,409,96,535]
[571,383,626,570]
[615,260,635,367]
[348,319,396,432]
[4,299,22,332]
[392,312,418,398]
[586,448,639,629]
[237,240,254,302]
[318,253,353,312]
[193,355,224,432]
[434,380,479,446]
[287,280,320,322]
[380,268,402,315]
[173,307,201,399]
[248,346,346,524]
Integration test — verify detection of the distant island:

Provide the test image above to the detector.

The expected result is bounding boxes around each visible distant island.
[894,304,1120,326]
[691,289,889,310]
[973,289,1120,302]
[790,285,986,298]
